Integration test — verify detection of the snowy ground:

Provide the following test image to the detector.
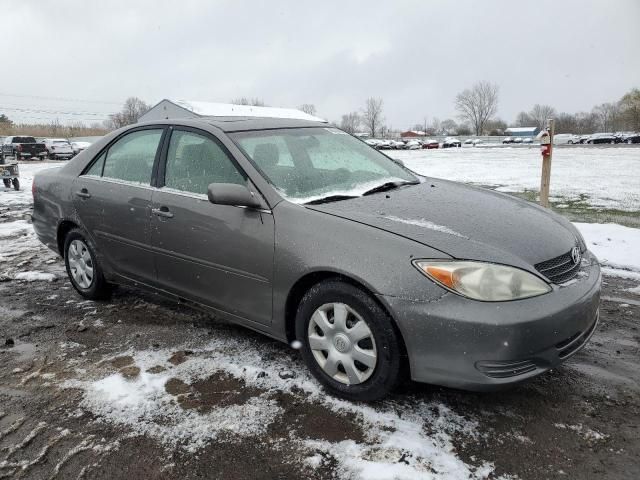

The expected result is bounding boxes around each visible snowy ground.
[0,157,639,479]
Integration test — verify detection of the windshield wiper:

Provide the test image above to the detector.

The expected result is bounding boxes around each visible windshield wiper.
[362,180,419,196]
[305,195,359,205]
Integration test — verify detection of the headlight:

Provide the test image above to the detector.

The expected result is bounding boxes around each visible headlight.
[413,260,551,301]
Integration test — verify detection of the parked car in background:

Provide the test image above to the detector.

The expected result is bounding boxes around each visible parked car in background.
[405,140,421,150]
[364,139,381,149]
[472,139,483,146]
[502,137,514,144]
[442,137,461,148]
[43,138,75,159]
[390,140,406,150]
[71,141,92,156]
[577,135,590,144]
[1,136,47,160]
[622,133,640,144]
[31,117,601,401]
[377,140,393,150]
[522,137,533,144]
[554,134,581,145]
[422,139,439,149]
[587,133,619,144]
[464,139,473,146]
[513,137,523,144]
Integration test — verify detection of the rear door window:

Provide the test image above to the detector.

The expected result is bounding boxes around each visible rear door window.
[102,129,163,185]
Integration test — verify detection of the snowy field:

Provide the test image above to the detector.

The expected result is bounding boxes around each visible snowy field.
[389,146,640,212]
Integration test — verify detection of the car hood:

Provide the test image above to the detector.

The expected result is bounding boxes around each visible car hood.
[306,179,581,272]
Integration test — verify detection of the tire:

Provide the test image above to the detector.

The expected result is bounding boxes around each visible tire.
[12,178,19,191]
[295,279,403,401]
[63,228,112,300]
[3,179,10,188]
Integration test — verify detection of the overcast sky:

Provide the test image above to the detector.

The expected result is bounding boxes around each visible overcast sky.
[2,0,639,128]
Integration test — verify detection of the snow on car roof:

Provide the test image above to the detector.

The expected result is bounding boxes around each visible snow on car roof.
[173,100,326,122]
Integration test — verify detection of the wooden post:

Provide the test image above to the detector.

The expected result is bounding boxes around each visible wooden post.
[540,118,554,208]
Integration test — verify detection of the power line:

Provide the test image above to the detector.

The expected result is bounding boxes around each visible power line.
[0,92,122,105]
[0,106,114,117]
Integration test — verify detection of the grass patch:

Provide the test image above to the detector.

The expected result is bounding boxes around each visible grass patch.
[481,186,640,228]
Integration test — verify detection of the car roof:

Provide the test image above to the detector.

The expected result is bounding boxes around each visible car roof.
[137,117,327,133]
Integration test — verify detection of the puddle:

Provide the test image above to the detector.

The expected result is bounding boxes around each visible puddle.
[4,341,37,362]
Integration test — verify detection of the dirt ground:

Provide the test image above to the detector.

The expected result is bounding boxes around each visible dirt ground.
[1,199,639,479]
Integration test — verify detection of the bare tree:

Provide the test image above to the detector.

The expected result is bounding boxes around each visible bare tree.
[455,81,499,135]
[298,104,316,116]
[340,112,361,134]
[529,104,557,130]
[592,103,620,132]
[619,88,640,131]
[105,97,150,129]
[440,119,458,135]
[231,97,265,106]
[361,97,384,137]
[515,111,533,127]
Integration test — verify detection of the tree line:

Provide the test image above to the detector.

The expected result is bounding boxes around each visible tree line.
[337,84,640,137]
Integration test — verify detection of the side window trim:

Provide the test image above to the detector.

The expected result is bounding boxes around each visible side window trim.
[79,125,167,184]
[157,125,248,190]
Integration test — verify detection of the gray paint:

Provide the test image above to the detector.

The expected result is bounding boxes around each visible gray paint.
[31,118,601,391]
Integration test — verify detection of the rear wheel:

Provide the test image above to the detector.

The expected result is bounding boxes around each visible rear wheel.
[64,229,112,300]
[3,179,10,188]
[12,178,19,191]
[295,280,403,401]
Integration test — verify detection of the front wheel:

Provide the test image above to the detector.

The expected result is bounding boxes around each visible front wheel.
[295,280,404,401]
[12,178,19,191]
[64,229,112,300]
[3,179,10,188]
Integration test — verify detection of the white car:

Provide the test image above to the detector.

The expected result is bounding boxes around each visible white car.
[71,141,92,155]
[43,138,74,159]
[405,140,421,150]
[553,134,580,145]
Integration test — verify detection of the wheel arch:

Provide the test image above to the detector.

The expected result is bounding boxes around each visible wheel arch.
[284,270,410,363]
[56,219,80,257]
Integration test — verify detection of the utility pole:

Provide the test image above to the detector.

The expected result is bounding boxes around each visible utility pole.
[539,118,554,208]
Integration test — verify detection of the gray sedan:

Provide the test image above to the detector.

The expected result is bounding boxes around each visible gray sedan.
[32,118,601,401]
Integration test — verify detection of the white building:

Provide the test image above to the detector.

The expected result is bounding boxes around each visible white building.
[138,99,326,123]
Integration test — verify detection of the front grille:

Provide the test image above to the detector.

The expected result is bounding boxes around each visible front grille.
[535,249,582,284]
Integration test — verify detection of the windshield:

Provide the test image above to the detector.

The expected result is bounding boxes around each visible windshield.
[231,127,418,203]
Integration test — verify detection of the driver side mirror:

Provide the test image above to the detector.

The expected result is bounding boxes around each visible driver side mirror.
[207,183,262,209]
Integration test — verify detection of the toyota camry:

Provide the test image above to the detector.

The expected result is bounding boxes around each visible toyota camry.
[32,117,601,401]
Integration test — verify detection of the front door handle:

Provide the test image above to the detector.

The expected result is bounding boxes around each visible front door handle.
[151,206,174,218]
[76,188,91,199]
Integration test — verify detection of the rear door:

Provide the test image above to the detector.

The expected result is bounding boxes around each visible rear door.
[73,126,166,284]
[150,126,274,325]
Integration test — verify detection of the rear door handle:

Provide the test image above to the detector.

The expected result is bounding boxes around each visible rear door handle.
[151,206,174,218]
[76,188,91,199]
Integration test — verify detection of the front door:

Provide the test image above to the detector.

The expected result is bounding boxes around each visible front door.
[150,127,274,325]
[73,127,165,283]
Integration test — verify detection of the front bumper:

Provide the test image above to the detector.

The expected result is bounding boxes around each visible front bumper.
[380,254,601,391]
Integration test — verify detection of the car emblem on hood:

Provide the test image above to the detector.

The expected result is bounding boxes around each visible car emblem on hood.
[571,246,582,265]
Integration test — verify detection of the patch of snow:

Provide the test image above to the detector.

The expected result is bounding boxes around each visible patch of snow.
[625,285,640,295]
[62,339,498,478]
[574,223,640,274]
[553,423,607,441]
[385,215,468,238]
[14,271,56,282]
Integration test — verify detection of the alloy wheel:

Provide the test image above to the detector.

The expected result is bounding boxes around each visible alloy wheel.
[307,302,377,385]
